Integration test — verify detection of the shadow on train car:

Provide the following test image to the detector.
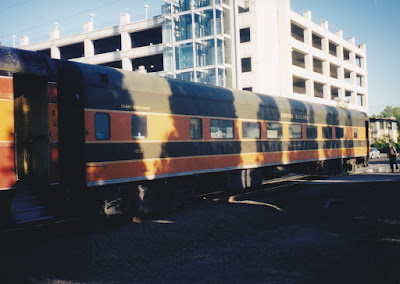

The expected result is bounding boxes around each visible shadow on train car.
[81,64,151,220]
[137,79,244,214]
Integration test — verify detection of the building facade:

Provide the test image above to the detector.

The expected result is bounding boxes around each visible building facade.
[20,0,368,113]
[370,118,398,143]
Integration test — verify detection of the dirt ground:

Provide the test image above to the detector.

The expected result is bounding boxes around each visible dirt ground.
[1,173,400,283]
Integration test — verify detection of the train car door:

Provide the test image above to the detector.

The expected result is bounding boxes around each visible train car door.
[13,74,50,182]
[56,61,86,200]
[365,120,370,160]
[0,74,15,190]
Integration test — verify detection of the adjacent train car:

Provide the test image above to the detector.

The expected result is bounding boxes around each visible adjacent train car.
[0,46,369,225]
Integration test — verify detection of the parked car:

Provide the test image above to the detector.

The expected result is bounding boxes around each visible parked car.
[370,147,381,159]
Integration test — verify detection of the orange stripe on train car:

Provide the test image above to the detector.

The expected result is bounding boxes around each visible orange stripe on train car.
[86,148,367,184]
[85,110,193,142]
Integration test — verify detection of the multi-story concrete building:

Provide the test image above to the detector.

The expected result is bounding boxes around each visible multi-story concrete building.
[20,0,368,113]
[370,117,398,143]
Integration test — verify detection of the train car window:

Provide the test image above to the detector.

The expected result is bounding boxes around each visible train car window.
[267,123,282,139]
[242,122,261,139]
[354,128,358,139]
[131,115,147,139]
[95,113,111,140]
[306,126,317,139]
[289,124,302,139]
[322,126,333,139]
[336,127,344,139]
[190,118,202,139]
[211,119,234,139]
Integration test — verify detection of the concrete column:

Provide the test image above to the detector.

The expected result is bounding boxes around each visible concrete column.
[321,37,329,53]
[323,84,330,100]
[338,88,345,102]
[336,30,343,39]
[337,45,343,61]
[321,21,328,30]
[84,39,94,57]
[304,28,312,47]
[19,36,29,47]
[51,46,60,59]
[351,91,357,105]
[83,22,93,33]
[306,79,313,97]
[338,66,344,80]
[349,50,356,65]
[121,32,132,51]
[350,71,356,85]
[322,60,329,76]
[305,54,312,71]
[303,10,311,21]
[50,29,60,40]
[120,13,130,25]
[122,57,132,71]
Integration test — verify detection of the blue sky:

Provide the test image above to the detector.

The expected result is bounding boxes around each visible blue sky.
[0,0,398,115]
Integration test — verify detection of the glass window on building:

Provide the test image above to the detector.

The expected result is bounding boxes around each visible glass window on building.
[163,47,173,72]
[211,119,234,139]
[194,0,212,9]
[190,118,203,139]
[238,0,249,13]
[177,71,194,81]
[267,123,283,139]
[196,40,215,67]
[216,9,222,35]
[162,18,172,44]
[217,39,223,65]
[176,43,194,70]
[174,14,192,41]
[173,0,191,13]
[241,57,252,72]
[195,10,214,38]
[289,124,302,139]
[197,68,216,85]
[217,68,224,87]
[240,27,251,43]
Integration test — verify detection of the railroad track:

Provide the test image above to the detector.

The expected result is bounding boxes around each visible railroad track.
[197,173,311,203]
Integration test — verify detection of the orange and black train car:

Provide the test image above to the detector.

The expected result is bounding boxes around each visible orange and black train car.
[0,46,369,224]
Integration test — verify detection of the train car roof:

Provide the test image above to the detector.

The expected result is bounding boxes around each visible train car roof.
[74,62,367,126]
[0,46,56,78]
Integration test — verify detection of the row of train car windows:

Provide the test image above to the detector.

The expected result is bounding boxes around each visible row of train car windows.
[94,113,357,140]
[95,113,147,140]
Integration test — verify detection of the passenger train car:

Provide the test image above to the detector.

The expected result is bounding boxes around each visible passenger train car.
[0,46,369,226]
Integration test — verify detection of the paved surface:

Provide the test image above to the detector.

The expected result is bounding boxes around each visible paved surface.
[0,160,399,283]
